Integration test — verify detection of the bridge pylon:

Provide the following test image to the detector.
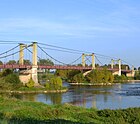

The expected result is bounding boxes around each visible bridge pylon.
[19,43,27,65]
[31,42,39,86]
[82,53,95,69]
[111,59,121,76]
[19,42,39,86]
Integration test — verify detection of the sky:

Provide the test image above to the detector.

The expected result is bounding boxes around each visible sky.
[0,0,140,68]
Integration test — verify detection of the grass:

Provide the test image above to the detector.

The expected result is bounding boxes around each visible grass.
[0,96,140,124]
[16,86,67,91]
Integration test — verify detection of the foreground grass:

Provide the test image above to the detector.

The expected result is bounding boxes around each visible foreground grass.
[0,97,140,124]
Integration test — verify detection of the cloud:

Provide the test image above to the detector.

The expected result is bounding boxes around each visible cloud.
[0,17,138,39]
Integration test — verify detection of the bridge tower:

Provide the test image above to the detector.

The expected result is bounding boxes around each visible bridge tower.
[118,59,121,76]
[19,43,26,65]
[31,42,39,86]
[82,53,95,69]
[19,42,39,86]
[111,59,114,69]
[82,53,85,67]
[92,53,95,69]
[111,59,121,76]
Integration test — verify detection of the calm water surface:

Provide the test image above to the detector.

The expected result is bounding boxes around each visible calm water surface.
[15,82,140,110]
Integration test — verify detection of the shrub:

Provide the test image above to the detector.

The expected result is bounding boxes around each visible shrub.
[86,69,114,84]
[114,74,127,83]
[5,74,21,85]
[26,78,35,88]
[0,73,22,90]
[45,76,63,90]
[73,73,85,83]
[0,69,13,77]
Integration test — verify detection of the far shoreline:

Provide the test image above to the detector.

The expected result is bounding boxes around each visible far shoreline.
[69,80,140,86]
[0,89,68,94]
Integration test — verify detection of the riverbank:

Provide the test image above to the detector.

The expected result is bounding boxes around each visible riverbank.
[0,96,139,124]
[70,82,113,86]
[0,89,68,94]
[127,80,140,82]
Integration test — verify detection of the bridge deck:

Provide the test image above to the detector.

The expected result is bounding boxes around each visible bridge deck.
[0,64,131,73]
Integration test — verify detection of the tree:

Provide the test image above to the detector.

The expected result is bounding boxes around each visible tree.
[114,74,127,83]
[24,60,31,65]
[7,60,16,65]
[55,70,69,80]
[134,70,140,80]
[17,59,31,65]
[38,59,54,65]
[86,69,114,84]
[67,70,81,82]
[45,76,63,90]
[0,69,13,77]
[73,73,85,83]
[0,61,3,65]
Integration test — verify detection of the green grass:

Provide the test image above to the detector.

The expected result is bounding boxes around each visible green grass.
[0,96,139,124]
[17,86,68,91]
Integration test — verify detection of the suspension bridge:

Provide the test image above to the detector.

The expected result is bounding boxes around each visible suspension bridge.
[0,41,135,86]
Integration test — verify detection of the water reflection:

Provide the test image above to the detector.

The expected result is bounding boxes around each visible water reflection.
[13,82,140,110]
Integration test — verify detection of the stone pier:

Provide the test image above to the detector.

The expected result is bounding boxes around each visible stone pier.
[19,42,39,86]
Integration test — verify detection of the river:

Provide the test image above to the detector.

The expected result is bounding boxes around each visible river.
[14,82,140,110]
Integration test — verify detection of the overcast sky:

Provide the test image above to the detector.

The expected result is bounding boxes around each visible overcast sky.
[0,0,140,68]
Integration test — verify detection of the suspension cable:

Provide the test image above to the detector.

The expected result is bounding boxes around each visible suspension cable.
[38,45,67,65]
[68,55,82,65]
[0,45,19,56]
[95,56,103,66]
[26,48,42,60]
[40,47,82,54]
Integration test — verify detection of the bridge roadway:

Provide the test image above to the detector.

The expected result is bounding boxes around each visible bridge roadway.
[0,64,131,73]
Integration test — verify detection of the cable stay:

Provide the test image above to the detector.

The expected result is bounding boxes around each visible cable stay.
[85,56,92,65]
[38,43,91,54]
[121,60,134,67]
[0,45,19,56]
[0,45,28,60]
[26,48,42,60]
[67,55,82,65]
[38,42,120,60]
[38,45,67,65]
[40,47,82,55]
[0,40,32,44]
[95,56,103,66]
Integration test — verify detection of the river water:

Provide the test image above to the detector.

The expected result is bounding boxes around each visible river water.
[14,82,140,110]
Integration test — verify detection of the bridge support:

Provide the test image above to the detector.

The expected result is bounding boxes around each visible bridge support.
[118,59,121,76]
[111,59,121,76]
[126,66,135,77]
[19,43,26,65]
[111,59,114,69]
[82,53,85,67]
[92,53,95,69]
[31,42,39,86]
[82,53,95,69]
[82,53,95,76]
[19,42,39,86]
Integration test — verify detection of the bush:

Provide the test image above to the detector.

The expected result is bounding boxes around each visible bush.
[0,73,22,90]
[26,78,35,88]
[114,74,127,83]
[73,73,85,83]
[134,70,140,80]
[0,69,13,77]
[45,76,63,90]
[5,74,21,85]
[86,69,114,84]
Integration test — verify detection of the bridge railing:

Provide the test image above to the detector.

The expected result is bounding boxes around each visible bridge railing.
[0,64,32,69]
[0,64,132,72]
